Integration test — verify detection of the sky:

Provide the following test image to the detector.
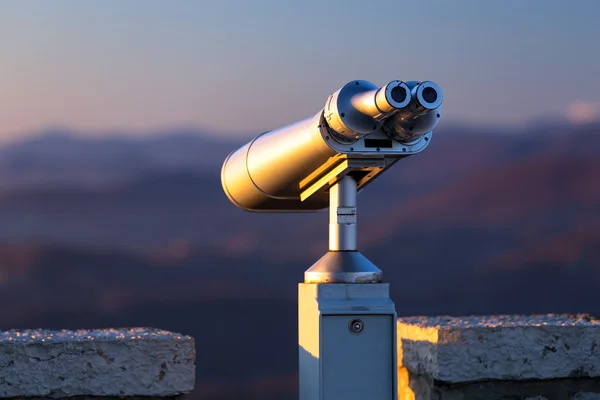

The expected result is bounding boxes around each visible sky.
[1,0,600,142]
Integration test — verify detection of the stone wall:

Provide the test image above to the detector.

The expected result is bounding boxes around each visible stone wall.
[0,328,195,399]
[4,315,600,399]
[398,314,600,400]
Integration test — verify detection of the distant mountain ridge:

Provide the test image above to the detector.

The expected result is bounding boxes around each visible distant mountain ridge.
[0,127,243,190]
[1,120,597,189]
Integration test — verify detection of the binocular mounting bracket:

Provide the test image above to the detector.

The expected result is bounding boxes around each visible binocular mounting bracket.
[301,157,386,284]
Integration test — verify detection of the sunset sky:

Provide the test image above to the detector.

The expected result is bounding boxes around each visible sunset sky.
[1,0,599,141]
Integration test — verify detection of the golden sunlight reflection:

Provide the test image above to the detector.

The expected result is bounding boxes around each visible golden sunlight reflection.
[398,367,416,400]
[397,321,440,400]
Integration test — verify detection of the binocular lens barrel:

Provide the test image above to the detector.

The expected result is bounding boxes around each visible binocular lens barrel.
[325,80,412,143]
[381,81,443,143]
[411,81,443,113]
[221,79,443,212]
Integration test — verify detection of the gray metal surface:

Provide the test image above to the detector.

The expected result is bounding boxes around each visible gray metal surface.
[305,174,382,284]
[304,251,382,284]
[322,315,394,399]
[298,283,397,400]
[328,175,358,251]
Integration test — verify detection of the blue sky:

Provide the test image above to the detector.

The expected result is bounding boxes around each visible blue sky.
[1,0,599,141]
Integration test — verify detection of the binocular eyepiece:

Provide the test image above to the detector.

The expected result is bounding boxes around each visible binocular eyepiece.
[221,79,443,212]
[325,80,443,144]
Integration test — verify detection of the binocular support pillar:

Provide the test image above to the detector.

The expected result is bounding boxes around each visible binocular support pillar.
[329,175,357,251]
[305,175,382,284]
[298,175,398,400]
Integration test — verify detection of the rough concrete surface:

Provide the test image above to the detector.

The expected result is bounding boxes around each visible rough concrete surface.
[398,314,600,400]
[0,328,195,398]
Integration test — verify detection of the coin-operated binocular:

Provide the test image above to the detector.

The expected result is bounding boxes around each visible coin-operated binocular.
[222,79,443,400]
[222,79,442,212]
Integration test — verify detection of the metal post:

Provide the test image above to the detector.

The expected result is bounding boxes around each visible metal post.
[299,175,398,400]
[304,174,382,284]
[329,175,358,251]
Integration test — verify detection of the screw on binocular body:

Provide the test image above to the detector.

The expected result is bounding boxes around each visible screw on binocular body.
[349,319,364,334]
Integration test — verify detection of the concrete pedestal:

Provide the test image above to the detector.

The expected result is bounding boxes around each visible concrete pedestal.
[397,314,600,400]
[299,283,397,400]
[0,328,195,398]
